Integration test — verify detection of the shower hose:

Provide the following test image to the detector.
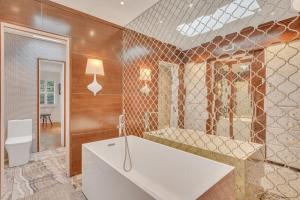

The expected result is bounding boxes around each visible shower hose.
[120,113,133,172]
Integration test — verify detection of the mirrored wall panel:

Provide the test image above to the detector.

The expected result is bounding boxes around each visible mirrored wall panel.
[122,0,300,199]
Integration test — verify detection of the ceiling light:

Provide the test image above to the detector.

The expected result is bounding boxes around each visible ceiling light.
[120,1,125,5]
[159,20,163,24]
[291,0,300,11]
[270,12,274,16]
[188,3,193,8]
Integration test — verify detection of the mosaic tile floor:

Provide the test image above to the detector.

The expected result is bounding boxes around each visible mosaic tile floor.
[2,148,85,200]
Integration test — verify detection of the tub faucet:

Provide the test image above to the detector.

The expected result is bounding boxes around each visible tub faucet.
[119,114,125,136]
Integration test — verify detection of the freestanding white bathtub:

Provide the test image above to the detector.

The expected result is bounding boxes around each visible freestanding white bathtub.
[82,136,235,200]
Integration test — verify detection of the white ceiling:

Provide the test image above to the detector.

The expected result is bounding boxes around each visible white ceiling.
[50,0,160,26]
[50,0,299,50]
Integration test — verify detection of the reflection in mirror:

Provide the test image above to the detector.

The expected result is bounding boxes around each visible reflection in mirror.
[122,0,300,198]
[157,61,179,129]
[214,63,231,137]
[158,66,172,128]
[232,63,252,141]
[184,62,208,131]
[212,60,253,141]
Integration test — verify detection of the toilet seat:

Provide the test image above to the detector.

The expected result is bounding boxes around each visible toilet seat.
[5,136,32,145]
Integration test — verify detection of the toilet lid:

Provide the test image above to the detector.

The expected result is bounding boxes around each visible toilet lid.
[5,136,32,145]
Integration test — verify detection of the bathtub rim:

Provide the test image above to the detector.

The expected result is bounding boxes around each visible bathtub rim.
[82,135,235,200]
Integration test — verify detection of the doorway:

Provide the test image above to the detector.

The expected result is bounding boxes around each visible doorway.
[38,59,65,152]
[157,61,179,129]
[0,23,71,191]
[210,56,254,141]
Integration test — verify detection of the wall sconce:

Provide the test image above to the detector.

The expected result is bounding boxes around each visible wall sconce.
[139,68,151,96]
[85,58,105,96]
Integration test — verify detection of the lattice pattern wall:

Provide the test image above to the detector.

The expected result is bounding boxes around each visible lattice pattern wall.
[122,0,300,199]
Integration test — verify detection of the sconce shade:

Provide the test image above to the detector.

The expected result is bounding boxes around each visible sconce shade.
[139,68,151,81]
[86,59,105,75]
[292,0,300,11]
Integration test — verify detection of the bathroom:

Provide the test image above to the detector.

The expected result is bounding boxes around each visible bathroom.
[1,0,300,200]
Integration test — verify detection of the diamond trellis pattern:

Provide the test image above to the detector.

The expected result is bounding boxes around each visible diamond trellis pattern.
[122,0,300,199]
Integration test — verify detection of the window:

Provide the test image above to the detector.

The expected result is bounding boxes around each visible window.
[40,80,55,105]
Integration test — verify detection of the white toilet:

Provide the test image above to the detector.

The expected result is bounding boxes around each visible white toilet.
[5,119,33,167]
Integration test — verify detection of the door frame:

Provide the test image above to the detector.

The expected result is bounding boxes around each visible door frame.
[210,55,255,139]
[37,58,66,151]
[0,23,71,192]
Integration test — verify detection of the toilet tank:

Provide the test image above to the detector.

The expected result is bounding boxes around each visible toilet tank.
[7,119,32,138]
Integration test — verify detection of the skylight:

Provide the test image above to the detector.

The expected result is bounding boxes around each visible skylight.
[176,0,261,37]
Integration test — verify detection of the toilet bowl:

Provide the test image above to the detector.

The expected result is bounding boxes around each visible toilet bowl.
[5,119,33,167]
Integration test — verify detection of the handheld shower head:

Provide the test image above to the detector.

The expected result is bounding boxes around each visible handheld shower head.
[118,111,133,172]
[118,111,126,137]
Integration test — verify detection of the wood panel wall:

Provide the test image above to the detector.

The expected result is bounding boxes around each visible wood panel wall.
[0,0,123,176]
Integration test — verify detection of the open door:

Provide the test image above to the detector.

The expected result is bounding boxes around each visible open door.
[38,59,66,152]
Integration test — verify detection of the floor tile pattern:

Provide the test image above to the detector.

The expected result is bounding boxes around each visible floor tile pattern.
[2,148,85,200]
[2,147,300,200]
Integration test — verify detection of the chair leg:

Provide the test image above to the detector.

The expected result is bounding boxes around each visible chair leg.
[48,116,53,127]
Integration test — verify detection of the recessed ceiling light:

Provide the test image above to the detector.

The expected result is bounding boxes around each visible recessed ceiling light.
[270,11,274,16]
[159,20,163,24]
[188,3,193,8]
[120,1,125,5]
